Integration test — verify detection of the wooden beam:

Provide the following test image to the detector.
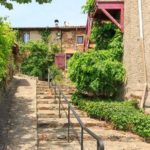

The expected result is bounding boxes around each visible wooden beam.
[120,7,124,32]
[101,8,121,30]
[96,2,124,10]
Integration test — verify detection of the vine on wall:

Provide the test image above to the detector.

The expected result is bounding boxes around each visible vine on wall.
[40,28,51,44]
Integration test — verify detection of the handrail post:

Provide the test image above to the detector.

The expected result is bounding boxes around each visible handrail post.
[97,140,104,150]
[54,82,57,103]
[59,90,61,118]
[81,127,84,150]
[48,69,50,88]
[97,141,100,150]
[68,104,70,142]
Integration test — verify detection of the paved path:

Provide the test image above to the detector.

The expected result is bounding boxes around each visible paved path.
[6,75,37,150]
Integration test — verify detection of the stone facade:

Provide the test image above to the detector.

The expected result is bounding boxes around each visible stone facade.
[124,0,150,107]
[15,26,86,54]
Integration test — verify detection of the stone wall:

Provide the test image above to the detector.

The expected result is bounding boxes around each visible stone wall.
[30,30,42,41]
[61,28,85,53]
[124,0,150,106]
[18,27,85,54]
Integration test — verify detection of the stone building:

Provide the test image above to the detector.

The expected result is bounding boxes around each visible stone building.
[86,0,150,108]
[14,26,86,69]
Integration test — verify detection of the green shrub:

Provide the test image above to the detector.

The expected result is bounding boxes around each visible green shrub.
[68,50,125,97]
[91,22,120,50]
[0,18,16,81]
[20,41,59,79]
[72,93,150,138]
[48,65,63,81]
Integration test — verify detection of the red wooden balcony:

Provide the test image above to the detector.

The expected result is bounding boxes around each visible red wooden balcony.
[84,0,124,50]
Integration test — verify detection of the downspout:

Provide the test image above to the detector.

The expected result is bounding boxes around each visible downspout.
[138,0,147,108]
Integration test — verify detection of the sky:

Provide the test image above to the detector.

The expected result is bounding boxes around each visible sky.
[0,0,87,27]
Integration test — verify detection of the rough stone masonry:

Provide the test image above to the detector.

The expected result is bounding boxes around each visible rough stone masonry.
[123,0,150,107]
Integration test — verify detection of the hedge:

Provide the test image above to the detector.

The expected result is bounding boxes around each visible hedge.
[72,93,150,138]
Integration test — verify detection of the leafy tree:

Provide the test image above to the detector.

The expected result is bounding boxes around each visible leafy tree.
[0,0,52,9]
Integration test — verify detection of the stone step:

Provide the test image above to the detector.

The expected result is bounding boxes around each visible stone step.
[36,92,52,95]
[36,86,50,91]
[37,109,87,118]
[38,118,106,128]
[37,104,71,110]
[38,139,150,150]
[37,99,58,105]
[38,141,80,150]
[37,95,54,99]
[37,83,48,86]
[37,82,48,85]
[38,126,142,143]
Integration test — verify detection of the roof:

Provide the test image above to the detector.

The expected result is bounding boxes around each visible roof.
[13,26,86,30]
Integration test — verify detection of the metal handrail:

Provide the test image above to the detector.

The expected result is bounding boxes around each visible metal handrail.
[48,70,104,150]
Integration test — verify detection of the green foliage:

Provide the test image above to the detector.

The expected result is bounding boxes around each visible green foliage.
[48,65,62,81]
[0,0,52,9]
[68,21,124,97]
[82,0,95,13]
[40,28,51,44]
[91,22,123,51]
[72,93,150,138]
[0,18,16,81]
[68,50,125,97]
[20,41,59,78]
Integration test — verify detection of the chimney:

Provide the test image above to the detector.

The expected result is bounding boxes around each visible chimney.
[54,19,59,27]
[64,21,67,27]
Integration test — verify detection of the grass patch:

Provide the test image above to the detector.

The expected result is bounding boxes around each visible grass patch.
[72,92,150,138]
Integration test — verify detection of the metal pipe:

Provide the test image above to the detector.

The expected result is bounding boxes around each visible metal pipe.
[138,0,144,38]
[48,70,50,88]
[138,0,147,108]
[81,127,84,150]
[68,104,70,142]
[59,90,61,118]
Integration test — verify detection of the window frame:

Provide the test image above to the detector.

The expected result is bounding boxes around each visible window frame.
[76,35,84,45]
[22,32,30,43]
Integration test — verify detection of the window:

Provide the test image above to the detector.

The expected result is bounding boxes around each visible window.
[23,32,30,43]
[77,36,84,44]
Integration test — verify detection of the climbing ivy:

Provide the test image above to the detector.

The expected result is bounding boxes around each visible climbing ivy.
[40,28,51,44]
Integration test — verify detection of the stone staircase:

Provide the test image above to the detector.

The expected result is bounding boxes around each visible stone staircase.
[36,80,150,150]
